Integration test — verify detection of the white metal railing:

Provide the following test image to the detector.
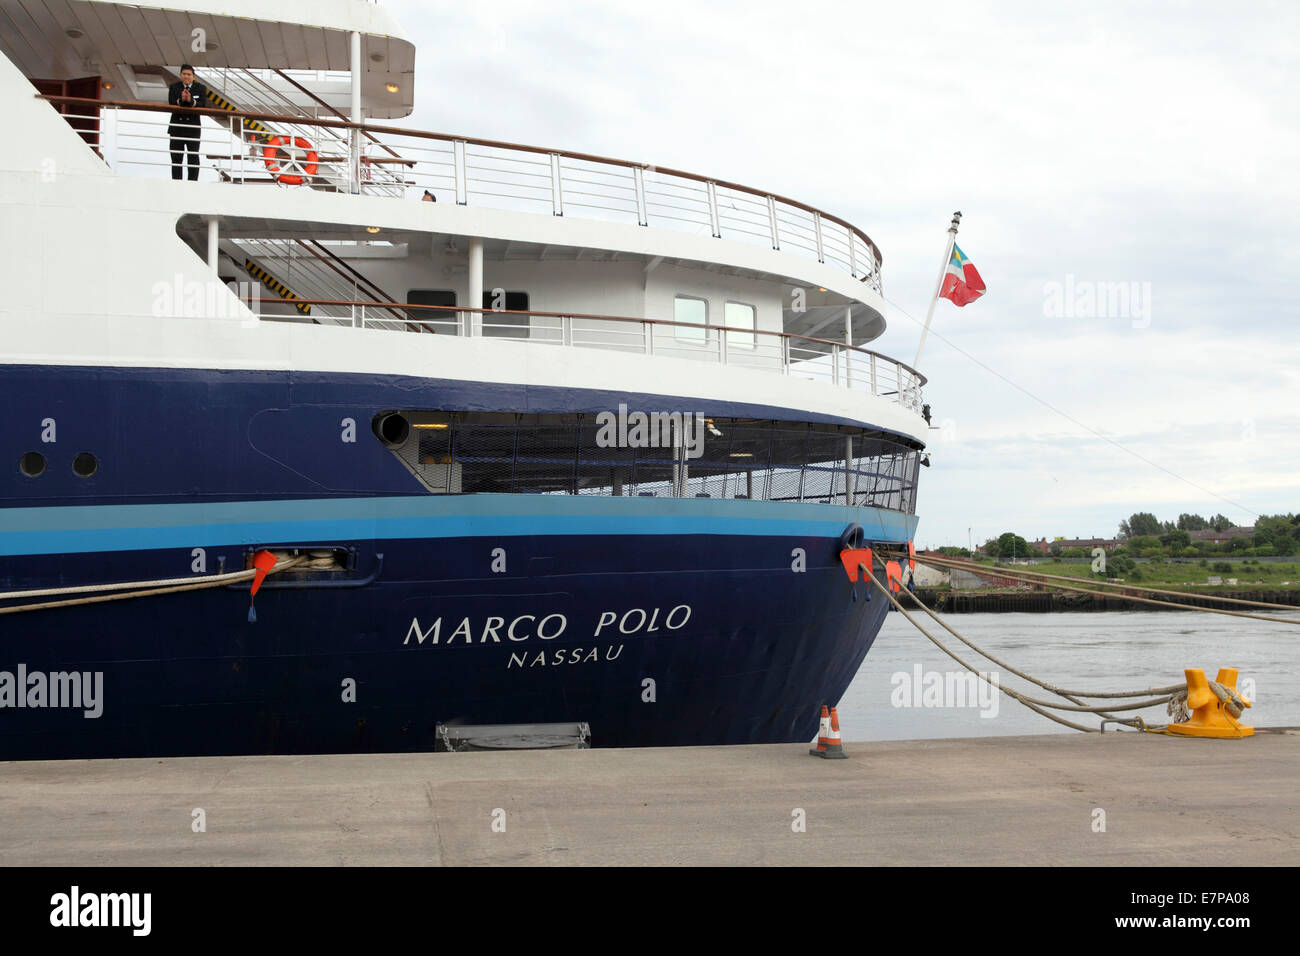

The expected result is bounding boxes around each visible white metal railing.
[265,298,925,413]
[42,96,884,292]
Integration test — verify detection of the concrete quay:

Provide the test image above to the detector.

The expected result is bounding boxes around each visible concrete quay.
[0,731,1294,866]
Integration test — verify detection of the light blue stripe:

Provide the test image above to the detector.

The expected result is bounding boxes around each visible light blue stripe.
[0,495,918,556]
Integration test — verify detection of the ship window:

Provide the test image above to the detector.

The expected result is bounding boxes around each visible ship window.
[724,301,757,350]
[19,452,45,477]
[407,289,458,334]
[674,295,708,344]
[481,290,530,338]
[377,412,922,512]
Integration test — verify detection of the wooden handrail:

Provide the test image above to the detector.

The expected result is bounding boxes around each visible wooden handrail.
[273,296,926,385]
[36,93,885,271]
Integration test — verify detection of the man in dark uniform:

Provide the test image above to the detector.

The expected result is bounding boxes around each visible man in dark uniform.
[167,64,207,181]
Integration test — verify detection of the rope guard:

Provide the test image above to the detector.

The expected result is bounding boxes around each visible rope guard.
[839,546,873,582]
[247,549,279,623]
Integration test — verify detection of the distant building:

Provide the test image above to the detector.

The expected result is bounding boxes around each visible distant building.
[1189,527,1254,545]
[1042,537,1120,553]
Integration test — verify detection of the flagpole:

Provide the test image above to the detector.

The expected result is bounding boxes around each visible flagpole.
[912,211,962,369]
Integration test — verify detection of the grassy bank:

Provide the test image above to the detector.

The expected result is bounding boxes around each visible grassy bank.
[988,558,1300,591]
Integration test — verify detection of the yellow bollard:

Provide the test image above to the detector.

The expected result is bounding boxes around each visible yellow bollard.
[1168,668,1254,739]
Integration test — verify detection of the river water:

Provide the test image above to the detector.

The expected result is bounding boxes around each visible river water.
[835,610,1300,740]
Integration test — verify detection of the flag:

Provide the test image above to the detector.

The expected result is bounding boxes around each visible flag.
[939,243,985,307]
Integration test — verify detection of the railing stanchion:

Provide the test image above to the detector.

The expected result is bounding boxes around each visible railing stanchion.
[550,153,564,216]
[781,336,790,374]
[845,435,854,505]
[831,344,840,386]
[719,327,727,366]
[644,321,654,355]
[633,167,648,226]
[870,354,878,395]
[848,229,858,278]
[454,140,467,204]
[706,182,721,238]
[767,196,780,250]
[813,212,825,264]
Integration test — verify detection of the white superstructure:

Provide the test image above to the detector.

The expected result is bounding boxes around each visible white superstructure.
[1,0,925,452]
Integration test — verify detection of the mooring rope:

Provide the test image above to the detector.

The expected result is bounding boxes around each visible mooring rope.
[0,556,306,616]
[889,574,1185,702]
[0,568,257,601]
[890,551,1300,626]
[861,563,1182,732]
[960,561,1296,611]
[916,551,1299,611]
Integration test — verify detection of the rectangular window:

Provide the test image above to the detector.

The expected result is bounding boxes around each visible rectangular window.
[674,295,708,344]
[407,289,457,333]
[724,301,757,350]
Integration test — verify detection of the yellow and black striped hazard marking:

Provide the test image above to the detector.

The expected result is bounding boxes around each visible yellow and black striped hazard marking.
[201,85,273,141]
[243,259,311,315]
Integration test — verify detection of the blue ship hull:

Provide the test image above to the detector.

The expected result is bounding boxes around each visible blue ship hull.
[0,364,918,760]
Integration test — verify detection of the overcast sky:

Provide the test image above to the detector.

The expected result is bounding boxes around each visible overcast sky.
[394,0,1298,548]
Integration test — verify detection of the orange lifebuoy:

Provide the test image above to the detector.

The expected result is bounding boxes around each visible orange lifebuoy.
[263,135,318,185]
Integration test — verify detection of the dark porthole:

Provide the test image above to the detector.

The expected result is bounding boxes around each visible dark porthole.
[72,452,98,478]
[19,451,46,477]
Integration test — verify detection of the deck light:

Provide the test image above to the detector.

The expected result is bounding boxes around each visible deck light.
[413,423,449,429]
[386,84,400,93]
[366,226,381,234]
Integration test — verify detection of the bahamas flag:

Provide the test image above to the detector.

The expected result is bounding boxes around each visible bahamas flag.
[940,244,986,307]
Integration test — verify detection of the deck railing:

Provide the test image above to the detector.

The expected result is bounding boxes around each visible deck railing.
[38,95,884,291]
[261,297,925,413]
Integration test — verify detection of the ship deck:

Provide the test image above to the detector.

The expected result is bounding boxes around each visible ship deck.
[1,730,1294,866]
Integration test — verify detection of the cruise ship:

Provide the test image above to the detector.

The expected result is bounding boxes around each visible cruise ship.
[0,0,926,759]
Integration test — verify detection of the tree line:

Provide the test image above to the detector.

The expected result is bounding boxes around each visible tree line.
[936,511,1299,560]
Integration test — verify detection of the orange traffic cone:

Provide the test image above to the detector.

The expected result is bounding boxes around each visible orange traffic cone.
[822,707,848,759]
[809,705,831,757]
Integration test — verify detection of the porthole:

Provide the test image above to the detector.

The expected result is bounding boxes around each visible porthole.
[72,452,98,478]
[19,451,45,477]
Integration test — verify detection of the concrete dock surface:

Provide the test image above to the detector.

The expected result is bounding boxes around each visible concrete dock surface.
[1,731,1296,866]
